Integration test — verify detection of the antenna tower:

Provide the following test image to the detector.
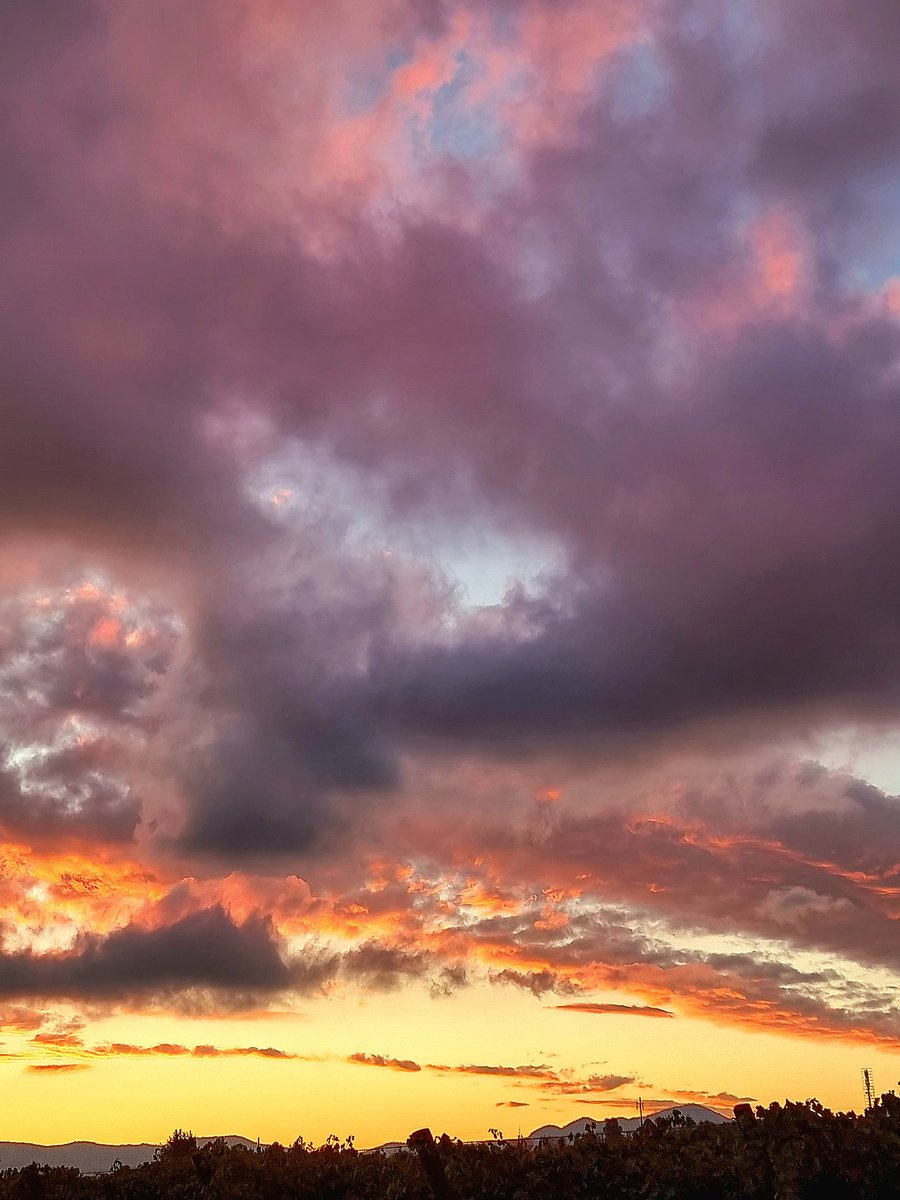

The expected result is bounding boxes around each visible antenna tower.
[862,1067,875,1110]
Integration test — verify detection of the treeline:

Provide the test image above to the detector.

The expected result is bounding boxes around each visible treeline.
[3,1094,900,1200]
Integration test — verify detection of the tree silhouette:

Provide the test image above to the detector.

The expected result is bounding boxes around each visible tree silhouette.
[0,1095,896,1199]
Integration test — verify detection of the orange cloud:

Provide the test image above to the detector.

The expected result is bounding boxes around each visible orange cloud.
[191,1044,296,1060]
[0,841,168,950]
[883,277,900,315]
[106,1042,190,1057]
[32,1031,85,1047]
[88,616,122,649]
[0,1006,47,1031]
[31,1037,301,1062]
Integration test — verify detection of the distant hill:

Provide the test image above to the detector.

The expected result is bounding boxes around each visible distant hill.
[529,1104,730,1140]
[0,1136,256,1174]
[363,1141,407,1156]
[0,1111,731,1171]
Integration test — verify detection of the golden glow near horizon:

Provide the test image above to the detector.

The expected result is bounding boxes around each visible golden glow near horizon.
[1,973,896,1147]
[0,771,898,1147]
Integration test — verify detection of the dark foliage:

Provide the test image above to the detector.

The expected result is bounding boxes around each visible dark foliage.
[1,1095,899,1200]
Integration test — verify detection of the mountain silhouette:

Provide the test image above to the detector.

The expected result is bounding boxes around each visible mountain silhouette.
[528,1104,730,1139]
[0,1136,256,1173]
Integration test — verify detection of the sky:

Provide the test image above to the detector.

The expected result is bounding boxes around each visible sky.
[1,0,900,1149]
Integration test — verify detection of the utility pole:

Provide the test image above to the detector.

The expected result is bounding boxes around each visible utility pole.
[636,1097,644,1127]
[862,1067,875,1110]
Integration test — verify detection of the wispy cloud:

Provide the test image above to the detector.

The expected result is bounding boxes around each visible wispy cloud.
[427,1063,557,1080]
[26,1063,92,1075]
[551,1003,674,1019]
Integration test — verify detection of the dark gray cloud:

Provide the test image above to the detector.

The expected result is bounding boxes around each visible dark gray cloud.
[340,942,431,990]
[491,969,580,997]
[753,84,900,189]
[0,901,446,1007]
[0,906,290,1001]
[359,314,900,757]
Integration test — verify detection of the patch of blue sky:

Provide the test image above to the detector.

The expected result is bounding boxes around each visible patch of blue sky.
[426,50,502,160]
[247,438,560,609]
[681,0,767,55]
[434,531,563,609]
[841,174,900,293]
[849,253,900,296]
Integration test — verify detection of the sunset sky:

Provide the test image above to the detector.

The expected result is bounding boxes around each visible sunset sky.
[2,0,900,1149]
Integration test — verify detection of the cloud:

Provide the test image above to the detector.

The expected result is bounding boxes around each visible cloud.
[491,969,580,997]
[99,1042,189,1057]
[496,1101,530,1108]
[569,1087,755,1114]
[91,1042,297,1060]
[657,1089,757,1109]
[0,902,444,1009]
[347,1053,422,1073]
[340,942,431,990]
[420,1059,636,1096]
[190,1044,296,1060]
[757,887,854,927]
[545,1074,636,1096]
[1,0,899,869]
[347,1053,637,1096]
[26,1063,92,1074]
[32,1031,85,1048]
[552,1003,674,1018]
[573,1099,639,1109]
[427,1063,557,1080]
[0,907,291,1001]
[0,1006,47,1031]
